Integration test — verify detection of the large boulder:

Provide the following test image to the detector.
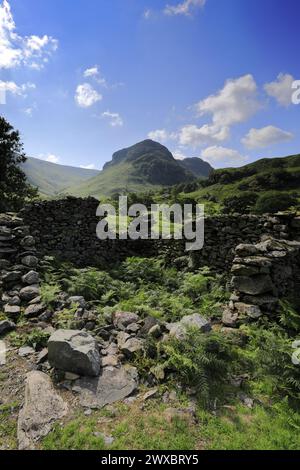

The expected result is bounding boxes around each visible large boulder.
[17,371,68,450]
[73,365,138,409]
[48,329,101,376]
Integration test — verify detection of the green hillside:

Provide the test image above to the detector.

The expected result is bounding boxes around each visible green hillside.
[22,157,100,197]
[178,157,213,178]
[174,154,300,214]
[65,140,205,198]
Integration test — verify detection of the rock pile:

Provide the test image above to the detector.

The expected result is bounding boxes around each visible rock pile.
[0,214,44,328]
[222,236,300,327]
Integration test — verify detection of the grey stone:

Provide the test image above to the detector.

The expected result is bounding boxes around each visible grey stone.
[168,314,211,340]
[232,275,274,295]
[18,346,35,357]
[140,316,160,336]
[101,355,119,367]
[20,285,40,301]
[17,371,68,450]
[234,302,262,319]
[0,320,16,336]
[48,329,101,377]
[20,236,35,247]
[73,365,138,408]
[4,304,21,316]
[68,296,86,308]
[7,295,21,306]
[148,324,161,338]
[2,271,22,283]
[24,303,45,318]
[113,311,139,330]
[22,270,40,285]
[120,338,144,357]
[143,388,158,401]
[21,256,38,268]
[36,348,48,364]
[222,308,239,327]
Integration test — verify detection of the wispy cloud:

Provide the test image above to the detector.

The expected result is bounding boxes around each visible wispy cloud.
[164,0,206,16]
[102,111,123,127]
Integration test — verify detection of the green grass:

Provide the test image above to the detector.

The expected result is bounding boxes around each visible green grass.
[199,401,300,450]
[42,403,197,450]
[41,399,300,450]
[0,402,19,449]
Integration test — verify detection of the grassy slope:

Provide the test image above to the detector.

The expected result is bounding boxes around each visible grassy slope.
[22,157,100,198]
[180,154,300,210]
[64,161,163,198]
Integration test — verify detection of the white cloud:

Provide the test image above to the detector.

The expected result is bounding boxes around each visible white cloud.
[148,129,172,142]
[83,65,107,86]
[46,154,60,164]
[80,164,96,170]
[38,153,60,164]
[196,74,261,127]
[201,145,247,167]
[264,73,295,107]
[164,0,206,16]
[0,80,35,102]
[173,150,189,160]
[75,83,102,108]
[178,123,229,147]
[102,111,123,127]
[242,125,293,149]
[0,0,58,69]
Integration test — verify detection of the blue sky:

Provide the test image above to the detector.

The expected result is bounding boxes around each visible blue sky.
[0,0,300,170]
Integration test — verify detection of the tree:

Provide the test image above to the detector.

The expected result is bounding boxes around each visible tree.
[0,117,37,212]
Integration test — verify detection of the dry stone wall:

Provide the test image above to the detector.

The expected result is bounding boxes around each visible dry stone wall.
[20,197,300,271]
[222,237,300,327]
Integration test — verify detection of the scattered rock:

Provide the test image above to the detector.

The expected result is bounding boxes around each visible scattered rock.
[0,320,16,336]
[36,348,48,365]
[17,371,68,450]
[68,296,86,308]
[102,355,119,367]
[48,329,101,377]
[18,346,35,357]
[113,311,139,330]
[73,365,138,409]
[142,388,158,401]
[168,313,211,340]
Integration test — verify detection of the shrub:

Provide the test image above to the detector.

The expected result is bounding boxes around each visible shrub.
[254,191,297,214]
[222,192,258,214]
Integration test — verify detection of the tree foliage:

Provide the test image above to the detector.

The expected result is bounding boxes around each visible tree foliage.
[0,116,37,212]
